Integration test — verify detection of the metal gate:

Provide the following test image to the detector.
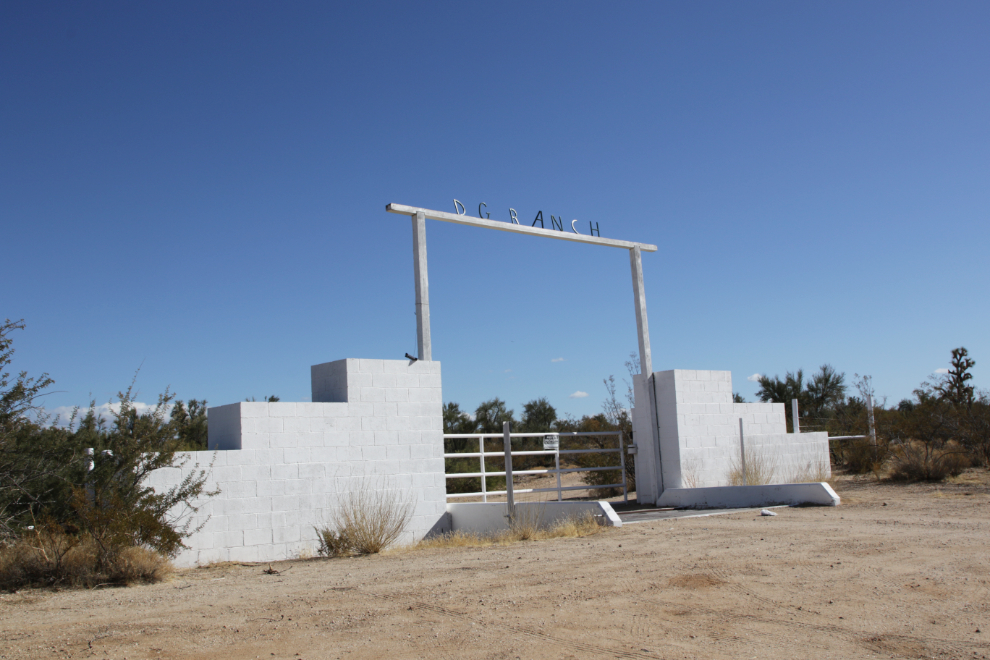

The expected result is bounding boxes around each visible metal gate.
[443,429,627,503]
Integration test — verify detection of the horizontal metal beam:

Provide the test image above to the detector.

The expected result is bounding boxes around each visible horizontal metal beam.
[444,448,621,458]
[445,483,625,498]
[387,203,657,252]
[444,431,621,438]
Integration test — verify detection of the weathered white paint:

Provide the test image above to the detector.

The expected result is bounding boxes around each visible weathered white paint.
[148,359,448,567]
[629,245,662,504]
[386,203,658,252]
[446,501,622,535]
[657,482,840,508]
[411,211,431,361]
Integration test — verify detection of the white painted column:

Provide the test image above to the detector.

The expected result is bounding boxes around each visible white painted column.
[503,422,514,520]
[629,246,653,376]
[412,211,432,360]
[791,398,800,434]
[630,246,662,502]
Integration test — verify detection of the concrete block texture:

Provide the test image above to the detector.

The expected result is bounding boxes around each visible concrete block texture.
[649,369,832,491]
[157,359,446,567]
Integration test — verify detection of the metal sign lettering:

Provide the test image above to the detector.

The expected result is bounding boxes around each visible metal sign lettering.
[452,199,601,236]
[543,433,559,451]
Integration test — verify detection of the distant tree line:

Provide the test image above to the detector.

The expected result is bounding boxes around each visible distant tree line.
[754,349,989,480]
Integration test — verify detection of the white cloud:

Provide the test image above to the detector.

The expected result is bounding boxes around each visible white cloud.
[44,401,169,427]
[747,373,762,382]
[504,369,512,373]
[551,358,565,363]
[935,368,949,374]
[569,391,589,399]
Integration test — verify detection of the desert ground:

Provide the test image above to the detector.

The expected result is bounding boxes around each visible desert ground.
[2,471,989,660]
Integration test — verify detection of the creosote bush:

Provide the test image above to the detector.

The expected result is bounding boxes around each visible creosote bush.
[888,441,969,482]
[315,479,413,557]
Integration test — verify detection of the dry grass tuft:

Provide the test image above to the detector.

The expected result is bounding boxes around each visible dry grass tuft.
[680,457,702,489]
[726,445,778,486]
[316,477,413,557]
[415,511,608,550]
[0,528,172,591]
[790,458,833,484]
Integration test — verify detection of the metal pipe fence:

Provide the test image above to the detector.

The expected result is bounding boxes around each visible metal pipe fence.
[443,430,627,503]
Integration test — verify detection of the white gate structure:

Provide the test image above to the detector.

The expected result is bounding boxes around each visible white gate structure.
[386,203,664,502]
[145,201,837,567]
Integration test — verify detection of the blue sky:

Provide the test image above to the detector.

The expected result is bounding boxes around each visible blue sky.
[3,1,988,421]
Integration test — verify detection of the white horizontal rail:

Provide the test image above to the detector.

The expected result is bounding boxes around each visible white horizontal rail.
[444,448,620,458]
[828,435,870,441]
[387,204,658,252]
[446,466,621,479]
[444,431,621,438]
[445,483,626,499]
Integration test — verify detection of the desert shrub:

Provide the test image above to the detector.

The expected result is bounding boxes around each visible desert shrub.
[314,527,351,558]
[888,441,969,482]
[726,445,778,486]
[317,478,412,556]
[2,322,217,550]
[958,397,990,467]
[62,388,217,569]
[0,524,171,591]
[837,437,891,475]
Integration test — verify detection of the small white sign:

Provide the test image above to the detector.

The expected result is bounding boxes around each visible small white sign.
[543,433,559,451]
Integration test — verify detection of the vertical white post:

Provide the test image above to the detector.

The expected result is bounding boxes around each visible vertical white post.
[630,246,662,503]
[629,247,653,377]
[739,418,748,486]
[554,443,562,502]
[480,436,487,503]
[619,431,628,504]
[867,394,877,448]
[791,398,800,434]
[503,422,514,520]
[411,211,432,361]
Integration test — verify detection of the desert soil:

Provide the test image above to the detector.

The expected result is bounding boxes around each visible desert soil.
[2,471,990,660]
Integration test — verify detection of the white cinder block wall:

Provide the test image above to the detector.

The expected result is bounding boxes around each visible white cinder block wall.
[631,369,830,501]
[146,359,448,568]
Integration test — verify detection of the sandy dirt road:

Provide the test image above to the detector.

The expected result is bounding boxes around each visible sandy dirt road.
[2,472,989,660]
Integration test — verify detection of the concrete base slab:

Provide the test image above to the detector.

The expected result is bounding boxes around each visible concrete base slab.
[445,501,622,535]
[657,482,839,509]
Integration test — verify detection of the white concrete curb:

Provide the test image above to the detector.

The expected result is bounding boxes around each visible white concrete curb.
[445,501,622,535]
[657,482,839,509]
